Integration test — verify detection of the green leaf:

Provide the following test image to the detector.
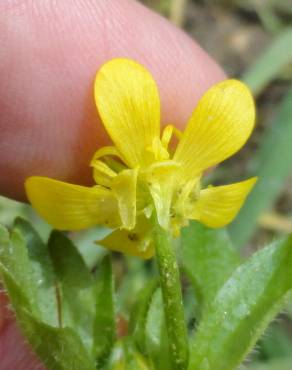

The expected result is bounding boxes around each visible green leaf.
[247,358,292,370]
[181,221,240,311]
[94,254,116,367]
[0,224,48,319]
[13,217,58,325]
[1,264,95,370]
[258,294,292,358]
[1,223,118,369]
[48,231,96,351]
[230,87,292,248]
[258,322,292,359]
[243,27,292,96]
[129,279,158,353]
[19,309,96,370]
[188,236,292,370]
[117,256,153,315]
[145,289,172,370]
[0,261,33,318]
[0,224,32,292]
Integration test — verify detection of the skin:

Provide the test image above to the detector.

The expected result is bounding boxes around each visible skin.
[0,0,225,368]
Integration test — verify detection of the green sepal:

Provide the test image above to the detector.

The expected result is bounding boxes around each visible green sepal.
[188,235,292,370]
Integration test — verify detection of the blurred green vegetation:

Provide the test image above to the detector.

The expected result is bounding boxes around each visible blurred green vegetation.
[1,0,292,369]
[145,2,292,368]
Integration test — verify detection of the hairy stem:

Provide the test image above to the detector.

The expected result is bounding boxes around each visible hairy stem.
[152,219,189,370]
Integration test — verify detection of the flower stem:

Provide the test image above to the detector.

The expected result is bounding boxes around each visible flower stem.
[152,219,189,370]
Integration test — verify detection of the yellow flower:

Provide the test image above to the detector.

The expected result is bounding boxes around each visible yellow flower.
[25,58,257,259]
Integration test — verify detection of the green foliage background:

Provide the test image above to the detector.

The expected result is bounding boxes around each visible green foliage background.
[1,0,292,369]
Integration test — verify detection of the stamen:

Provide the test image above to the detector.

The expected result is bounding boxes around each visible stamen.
[146,137,169,161]
[161,124,183,150]
[90,146,127,187]
[90,159,116,187]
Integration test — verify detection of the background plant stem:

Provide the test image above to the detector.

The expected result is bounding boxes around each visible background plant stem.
[170,0,187,27]
[152,219,188,370]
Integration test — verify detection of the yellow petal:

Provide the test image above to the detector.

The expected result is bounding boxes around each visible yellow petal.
[174,80,255,178]
[189,177,257,228]
[112,168,138,230]
[97,218,154,259]
[25,177,120,230]
[94,58,160,168]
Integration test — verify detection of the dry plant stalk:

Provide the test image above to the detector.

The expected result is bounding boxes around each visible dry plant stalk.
[170,0,188,27]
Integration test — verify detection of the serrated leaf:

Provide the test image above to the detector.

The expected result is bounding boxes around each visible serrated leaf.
[145,289,172,370]
[48,231,96,351]
[181,221,240,311]
[188,236,292,370]
[13,217,58,325]
[230,87,292,248]
[129,279,158,353]
[94,254,116,367]
[243,27,292,95]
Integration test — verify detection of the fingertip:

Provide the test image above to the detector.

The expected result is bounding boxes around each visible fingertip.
[0,0,225,200]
